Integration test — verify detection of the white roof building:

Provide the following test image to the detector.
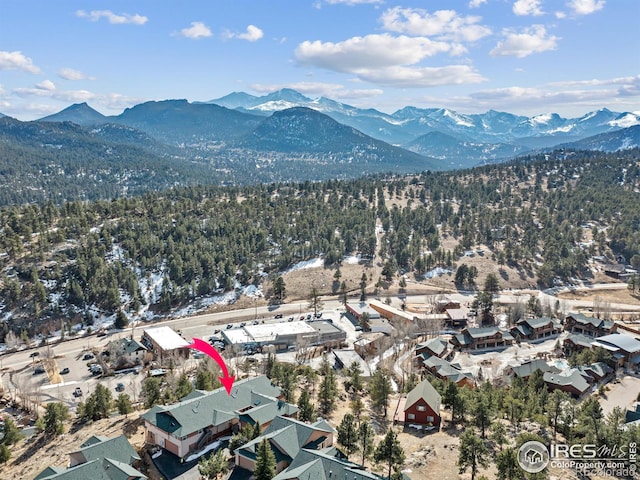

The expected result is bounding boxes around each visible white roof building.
[142,326,190,364]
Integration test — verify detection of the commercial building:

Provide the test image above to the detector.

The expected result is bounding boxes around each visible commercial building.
[221,321,346,351]
[141,326,190,364]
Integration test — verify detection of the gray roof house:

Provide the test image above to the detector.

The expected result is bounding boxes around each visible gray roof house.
[420,355,475,387]
[543,369,591,398]
[415,337,450,359]
[272,447,385,480]
[564,313,615,337]
[591,333,640,367]
[235,415,335,474]
[451,326,514,351]
[506,359,560,379]
[33,435,144,480]
[142,375,298,460]
[511,317,562,341]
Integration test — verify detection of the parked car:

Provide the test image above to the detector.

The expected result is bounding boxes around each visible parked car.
[29,351,39,357]
[82,353,94,360]
[73,387,83,397]
[274,313,283,319]
[226,324,233,329]
[115,383,125,392]
[59,367,70,375]
[33,365,45,375]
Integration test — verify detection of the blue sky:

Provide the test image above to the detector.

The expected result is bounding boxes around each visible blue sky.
[1,0,638,120]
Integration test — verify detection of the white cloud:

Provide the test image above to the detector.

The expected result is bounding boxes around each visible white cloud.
[513,0,545,16]
[177,22,213,39]
[76,10,148,25]
[548,75,640,88]
[468,0,488,8]
[354,65,486,88]
[58,67,95,81]
[439,74,640,115]
[35,80,56,91]
[296,34,452,72]
[295,33,487,88]
[8,81,146,117]
[0,50,41,74]
[490,25,559,58]
[14,81,95,103]
[567,0,605,15]
[225,25,264,42]
[380,7,492,42]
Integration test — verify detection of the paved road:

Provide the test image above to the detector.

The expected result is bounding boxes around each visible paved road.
[599,374,640,416]
[1,281,638,410]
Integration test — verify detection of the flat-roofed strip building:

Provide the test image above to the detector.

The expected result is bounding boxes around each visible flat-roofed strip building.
[222,320,346,351]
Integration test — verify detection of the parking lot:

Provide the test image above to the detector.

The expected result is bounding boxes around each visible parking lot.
[1,307,351,414]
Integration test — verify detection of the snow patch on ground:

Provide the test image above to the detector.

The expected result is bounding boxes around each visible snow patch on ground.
[421,267,452,279]
[344,255,362,264]
[284,257,324,273]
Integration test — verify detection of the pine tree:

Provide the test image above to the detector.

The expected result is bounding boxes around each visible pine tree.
[374,429,405,480]
[0,417,22,445]
[254,438,276,480]
[115,308,128,329]
[318,367,338,415]
[358,421,375,466]
[496,448,521,480]
[175,373,194,399]
[0,444,10,464]
[44,402,70,437]
[198,450,228,479]
[457,428,489,480]
[116,393,133,417]
[337,413,360,459]
[297,389,315,423]
[370,368,392,417]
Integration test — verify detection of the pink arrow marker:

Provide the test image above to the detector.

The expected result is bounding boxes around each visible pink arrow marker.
[187,338,236,395]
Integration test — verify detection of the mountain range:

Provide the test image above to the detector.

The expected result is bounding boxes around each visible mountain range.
[29,89,640,166]
[0,89,638,204]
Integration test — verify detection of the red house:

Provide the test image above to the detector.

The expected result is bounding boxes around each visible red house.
[403,378,441,427]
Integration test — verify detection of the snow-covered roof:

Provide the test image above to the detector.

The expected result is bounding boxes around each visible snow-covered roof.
[143,326,190,351]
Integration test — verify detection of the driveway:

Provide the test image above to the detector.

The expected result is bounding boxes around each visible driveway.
[599,374,640,416]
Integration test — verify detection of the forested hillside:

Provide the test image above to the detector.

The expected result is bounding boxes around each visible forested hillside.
[0,149,639,341]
